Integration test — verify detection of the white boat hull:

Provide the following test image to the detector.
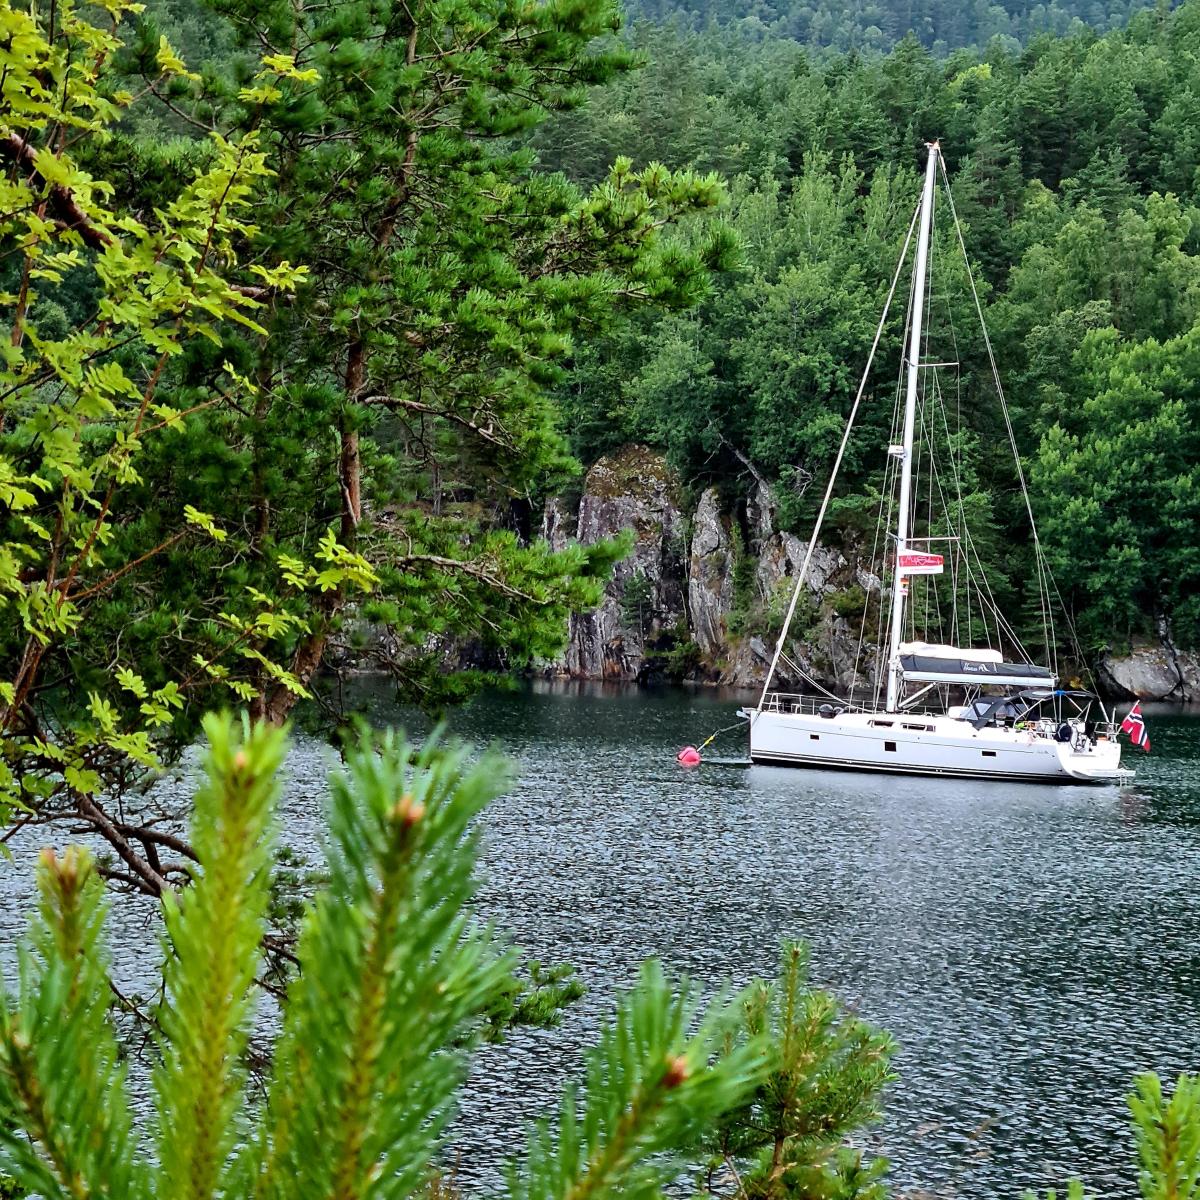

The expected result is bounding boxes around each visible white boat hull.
[746,708,1128,784]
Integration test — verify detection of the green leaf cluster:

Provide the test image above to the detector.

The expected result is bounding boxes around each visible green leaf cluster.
[0,0,315,826]
[2,0,734,848]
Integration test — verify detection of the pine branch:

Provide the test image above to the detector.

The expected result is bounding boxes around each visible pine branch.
[1130,1073,1200,1200]
[0,848,144,1199]
[508,961,771,1200]
[246,729,517,1200]
[154,715,285,1200]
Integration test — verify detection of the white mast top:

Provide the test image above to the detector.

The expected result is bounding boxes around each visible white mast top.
[885,140,940,713]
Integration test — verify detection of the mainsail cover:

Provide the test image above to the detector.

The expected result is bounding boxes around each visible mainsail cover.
[898,641,1003,664]
[899,652,1053,687]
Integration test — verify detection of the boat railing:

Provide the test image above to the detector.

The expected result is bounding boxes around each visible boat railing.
[760,693,851,716]
[759,694,1108,737]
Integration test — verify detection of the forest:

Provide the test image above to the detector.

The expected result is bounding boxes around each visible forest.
[1,0,1199,828]
[3,0,1200,1195]
[533,2,1200,664]
[622,0,1165,51]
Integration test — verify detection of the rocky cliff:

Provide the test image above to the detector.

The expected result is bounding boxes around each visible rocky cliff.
[543,445,879,692]
[545,445,686,680]
[544,443,1188,700]
[1097,622,1200,701]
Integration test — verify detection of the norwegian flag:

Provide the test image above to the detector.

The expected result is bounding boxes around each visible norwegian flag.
[1120,701,1151,752]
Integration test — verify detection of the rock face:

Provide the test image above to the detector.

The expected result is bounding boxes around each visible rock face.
[548,450,880,691]
[1099,642,1200,700]
[541,495,573,554]
[688,488,733,660]
[546,454,1200,701]
[726,482,874,696]
[756,530,843,601]
[557,445,685,680]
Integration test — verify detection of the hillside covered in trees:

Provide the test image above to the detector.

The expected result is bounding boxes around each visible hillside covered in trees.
[4,0,1200,853]
[623,0,1170,52]
[533,0,1200,663]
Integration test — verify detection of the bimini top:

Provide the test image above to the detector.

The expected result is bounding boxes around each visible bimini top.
[899,650,1054,688]
[958,688,1096,729]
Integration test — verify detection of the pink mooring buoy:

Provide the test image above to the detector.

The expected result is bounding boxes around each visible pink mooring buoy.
[677,745,702,767]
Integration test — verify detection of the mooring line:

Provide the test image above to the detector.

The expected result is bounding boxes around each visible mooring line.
[677,715,750,765]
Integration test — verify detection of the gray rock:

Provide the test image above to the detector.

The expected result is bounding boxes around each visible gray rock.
[548,453,884,692]
[756,532,844,602]
[540,495,574,554]
[556,445,685,680]
[1099,642,1200,701]
[747,479,775,547]
[687,488,733,659]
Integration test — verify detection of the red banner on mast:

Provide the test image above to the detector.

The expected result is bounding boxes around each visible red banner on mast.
[898,550,944,576]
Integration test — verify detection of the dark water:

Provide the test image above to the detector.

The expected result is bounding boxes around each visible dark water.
[413,682,1200,1198]
[3,680,1199,1197]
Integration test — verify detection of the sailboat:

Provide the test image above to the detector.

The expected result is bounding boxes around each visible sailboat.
[744,141,1130,784]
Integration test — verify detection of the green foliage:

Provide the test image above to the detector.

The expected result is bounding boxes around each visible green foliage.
[0,0,313,826]
[3,0,737,864]
[480,961,587,1043]
[113,0,739,724]
[700,942,895,1200]
[510,957,769,1200]
[2,715,896,1200]
[727,524,759,638]
[618,0,1160,52]
[1130,1072,1200,1200]
[1025,1182,1090,1200]
[1031,324,1200,651]
[1030,1071,1200,1200]
[642,622,705,680]
[620,571,656,640]
[830,586,867,619]
[545,1,1200,657]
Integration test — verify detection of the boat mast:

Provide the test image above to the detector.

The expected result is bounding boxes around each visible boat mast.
[885,140,940,713]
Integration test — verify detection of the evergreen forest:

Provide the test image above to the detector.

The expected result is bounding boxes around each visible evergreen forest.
[4,0,1200,1196]
[534,0,1200,664]
[624,0,1166,51]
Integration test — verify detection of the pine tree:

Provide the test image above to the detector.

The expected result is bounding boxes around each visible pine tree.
[0,715,896,1200]
[1,0,737,879]
[108,0,740,725]
[699,943,895,1200]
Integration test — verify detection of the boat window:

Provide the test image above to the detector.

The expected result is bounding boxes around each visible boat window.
[982,750,997,758]
[870,720,893,728]
[902,723,932,732]
[809,734,819,741]
[884,741,897,752]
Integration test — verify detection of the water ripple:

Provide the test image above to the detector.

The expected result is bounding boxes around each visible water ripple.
[2,681,1198,1197]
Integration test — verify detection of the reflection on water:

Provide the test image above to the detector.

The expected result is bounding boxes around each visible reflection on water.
[2,679,1199,1197]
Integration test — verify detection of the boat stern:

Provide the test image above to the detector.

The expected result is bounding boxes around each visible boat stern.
[1058,737,1133,783]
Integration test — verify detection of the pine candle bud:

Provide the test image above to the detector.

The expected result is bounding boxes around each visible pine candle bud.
[233,749,249,773]
[662,1055,690,1089]
[390,793,425,829]
[42,845,83,889]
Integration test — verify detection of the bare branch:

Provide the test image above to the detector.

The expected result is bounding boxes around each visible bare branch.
[358,393,515,452]
[0,132,113,251]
